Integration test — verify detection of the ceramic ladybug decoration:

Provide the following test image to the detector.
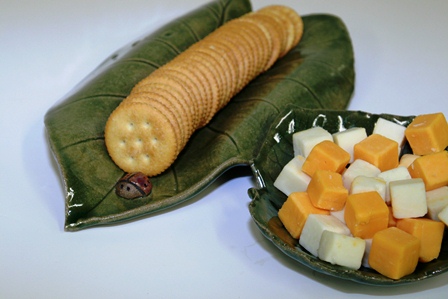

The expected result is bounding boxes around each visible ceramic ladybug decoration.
[115,172,153,199]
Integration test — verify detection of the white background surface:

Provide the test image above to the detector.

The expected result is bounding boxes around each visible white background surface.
[1,0,448,298]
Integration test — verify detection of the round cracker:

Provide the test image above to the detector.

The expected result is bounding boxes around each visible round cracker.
[207,28,254,92]
[257,6,296,56]
[125,90,190,145]
[105,101,179,176]
[124,93,184,153]
[225,18,270,77]
[129,83,194,138]
[262,5,304,47]
[161,63,211,127]
[241,12,283,69]
[169,58,217,128]
[176,53,224,126]
[234,15,274,71]
[188,41,237,107]
[147,67,202,130]
[222,21,264,80]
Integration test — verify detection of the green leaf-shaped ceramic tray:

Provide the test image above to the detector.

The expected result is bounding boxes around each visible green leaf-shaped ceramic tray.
[45,0,355,231]
[248,107,448,286]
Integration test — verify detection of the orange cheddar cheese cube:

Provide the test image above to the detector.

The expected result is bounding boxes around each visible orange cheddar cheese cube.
[405,112,448,155]
[396,218,445,263]
[368,227,420,280]
[354,134,399,172]
[307,170,348,211]
[408,151,448,191]
[278,192,329,239]
[344,191,389,239]
[301,140,350,177]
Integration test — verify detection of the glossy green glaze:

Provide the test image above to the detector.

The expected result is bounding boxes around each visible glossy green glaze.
[44,0,355,231]
[248,107,448,285]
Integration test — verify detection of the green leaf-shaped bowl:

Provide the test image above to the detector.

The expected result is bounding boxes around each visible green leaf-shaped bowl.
[45,0,355,231]
[248,107,448,286]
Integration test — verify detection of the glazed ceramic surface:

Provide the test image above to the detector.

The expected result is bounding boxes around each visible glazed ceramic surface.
[248,107,448,285]
[44,0,354,231]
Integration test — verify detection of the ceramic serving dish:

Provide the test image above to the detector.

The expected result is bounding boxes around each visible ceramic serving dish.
[248,107,448,286]
[44,0,355,231]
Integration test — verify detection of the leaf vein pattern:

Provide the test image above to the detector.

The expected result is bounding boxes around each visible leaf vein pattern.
[61,136,105,151]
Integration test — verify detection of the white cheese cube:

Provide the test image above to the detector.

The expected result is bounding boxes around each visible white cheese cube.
[426,186,448,221]
[350,176,387,201]
[438,205,448,226]
[330,206,346,224]
[362,238,373,268]
[299,214,350,257]
[373,117,406,153]
[318,231,366,270]
[399,154,420,168]
[292,126,333,158]
[390,178,427,219]
[377,166,412,204]
[273,155,311,196]
[342,159,381,190]
[332,127,367,163]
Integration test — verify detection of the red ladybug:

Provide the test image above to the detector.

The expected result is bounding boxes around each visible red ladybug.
[115,172,153,199]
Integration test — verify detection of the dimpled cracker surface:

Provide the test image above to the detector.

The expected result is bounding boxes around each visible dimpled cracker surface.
[105,5,304,176]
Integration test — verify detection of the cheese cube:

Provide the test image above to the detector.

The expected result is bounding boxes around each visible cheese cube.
[426,186,448,221]
[390,178,427,219]
[292,126,333,158]
[301,140,350,177]
[299,214,350,257]
[396,218,445,262]
[362,238,373,268]
[342,159,381,190]
[307,170,348,211]
[377,166,412,204]
[277,192,329,239]
[373,117,406,153]
[354,134,399,172]
[350,176,387,201]
[399,154,420,168]
[368,227,420,280]
[274,155,311,196]
[332,127,367,163]
[344,191,389,239]
[438,205,448,226]
[405,112,448,155]
[318,231,366,270]
[408,151,448,191]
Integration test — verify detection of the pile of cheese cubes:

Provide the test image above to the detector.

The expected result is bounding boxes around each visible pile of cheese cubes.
[274,112,448,279]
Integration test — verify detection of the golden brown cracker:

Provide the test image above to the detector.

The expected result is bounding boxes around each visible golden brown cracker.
[255,9,288,57]
[222,21,263,79]
[186,47,236,112]
[176,53,224,125]
[207,29,253,92]
[148,68,202,130]
[126,90,191,144]
[241,12,283,69]
[124,93,184,152]
[262,5,304,47]
[188,41,237,108]
[105,5,304,176]
[105,101,179,176]
[129,83,194,138]
[229,18,271,72]
[161,63,210,127]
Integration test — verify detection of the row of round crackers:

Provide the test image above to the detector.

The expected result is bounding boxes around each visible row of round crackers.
[105,5,304,176]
